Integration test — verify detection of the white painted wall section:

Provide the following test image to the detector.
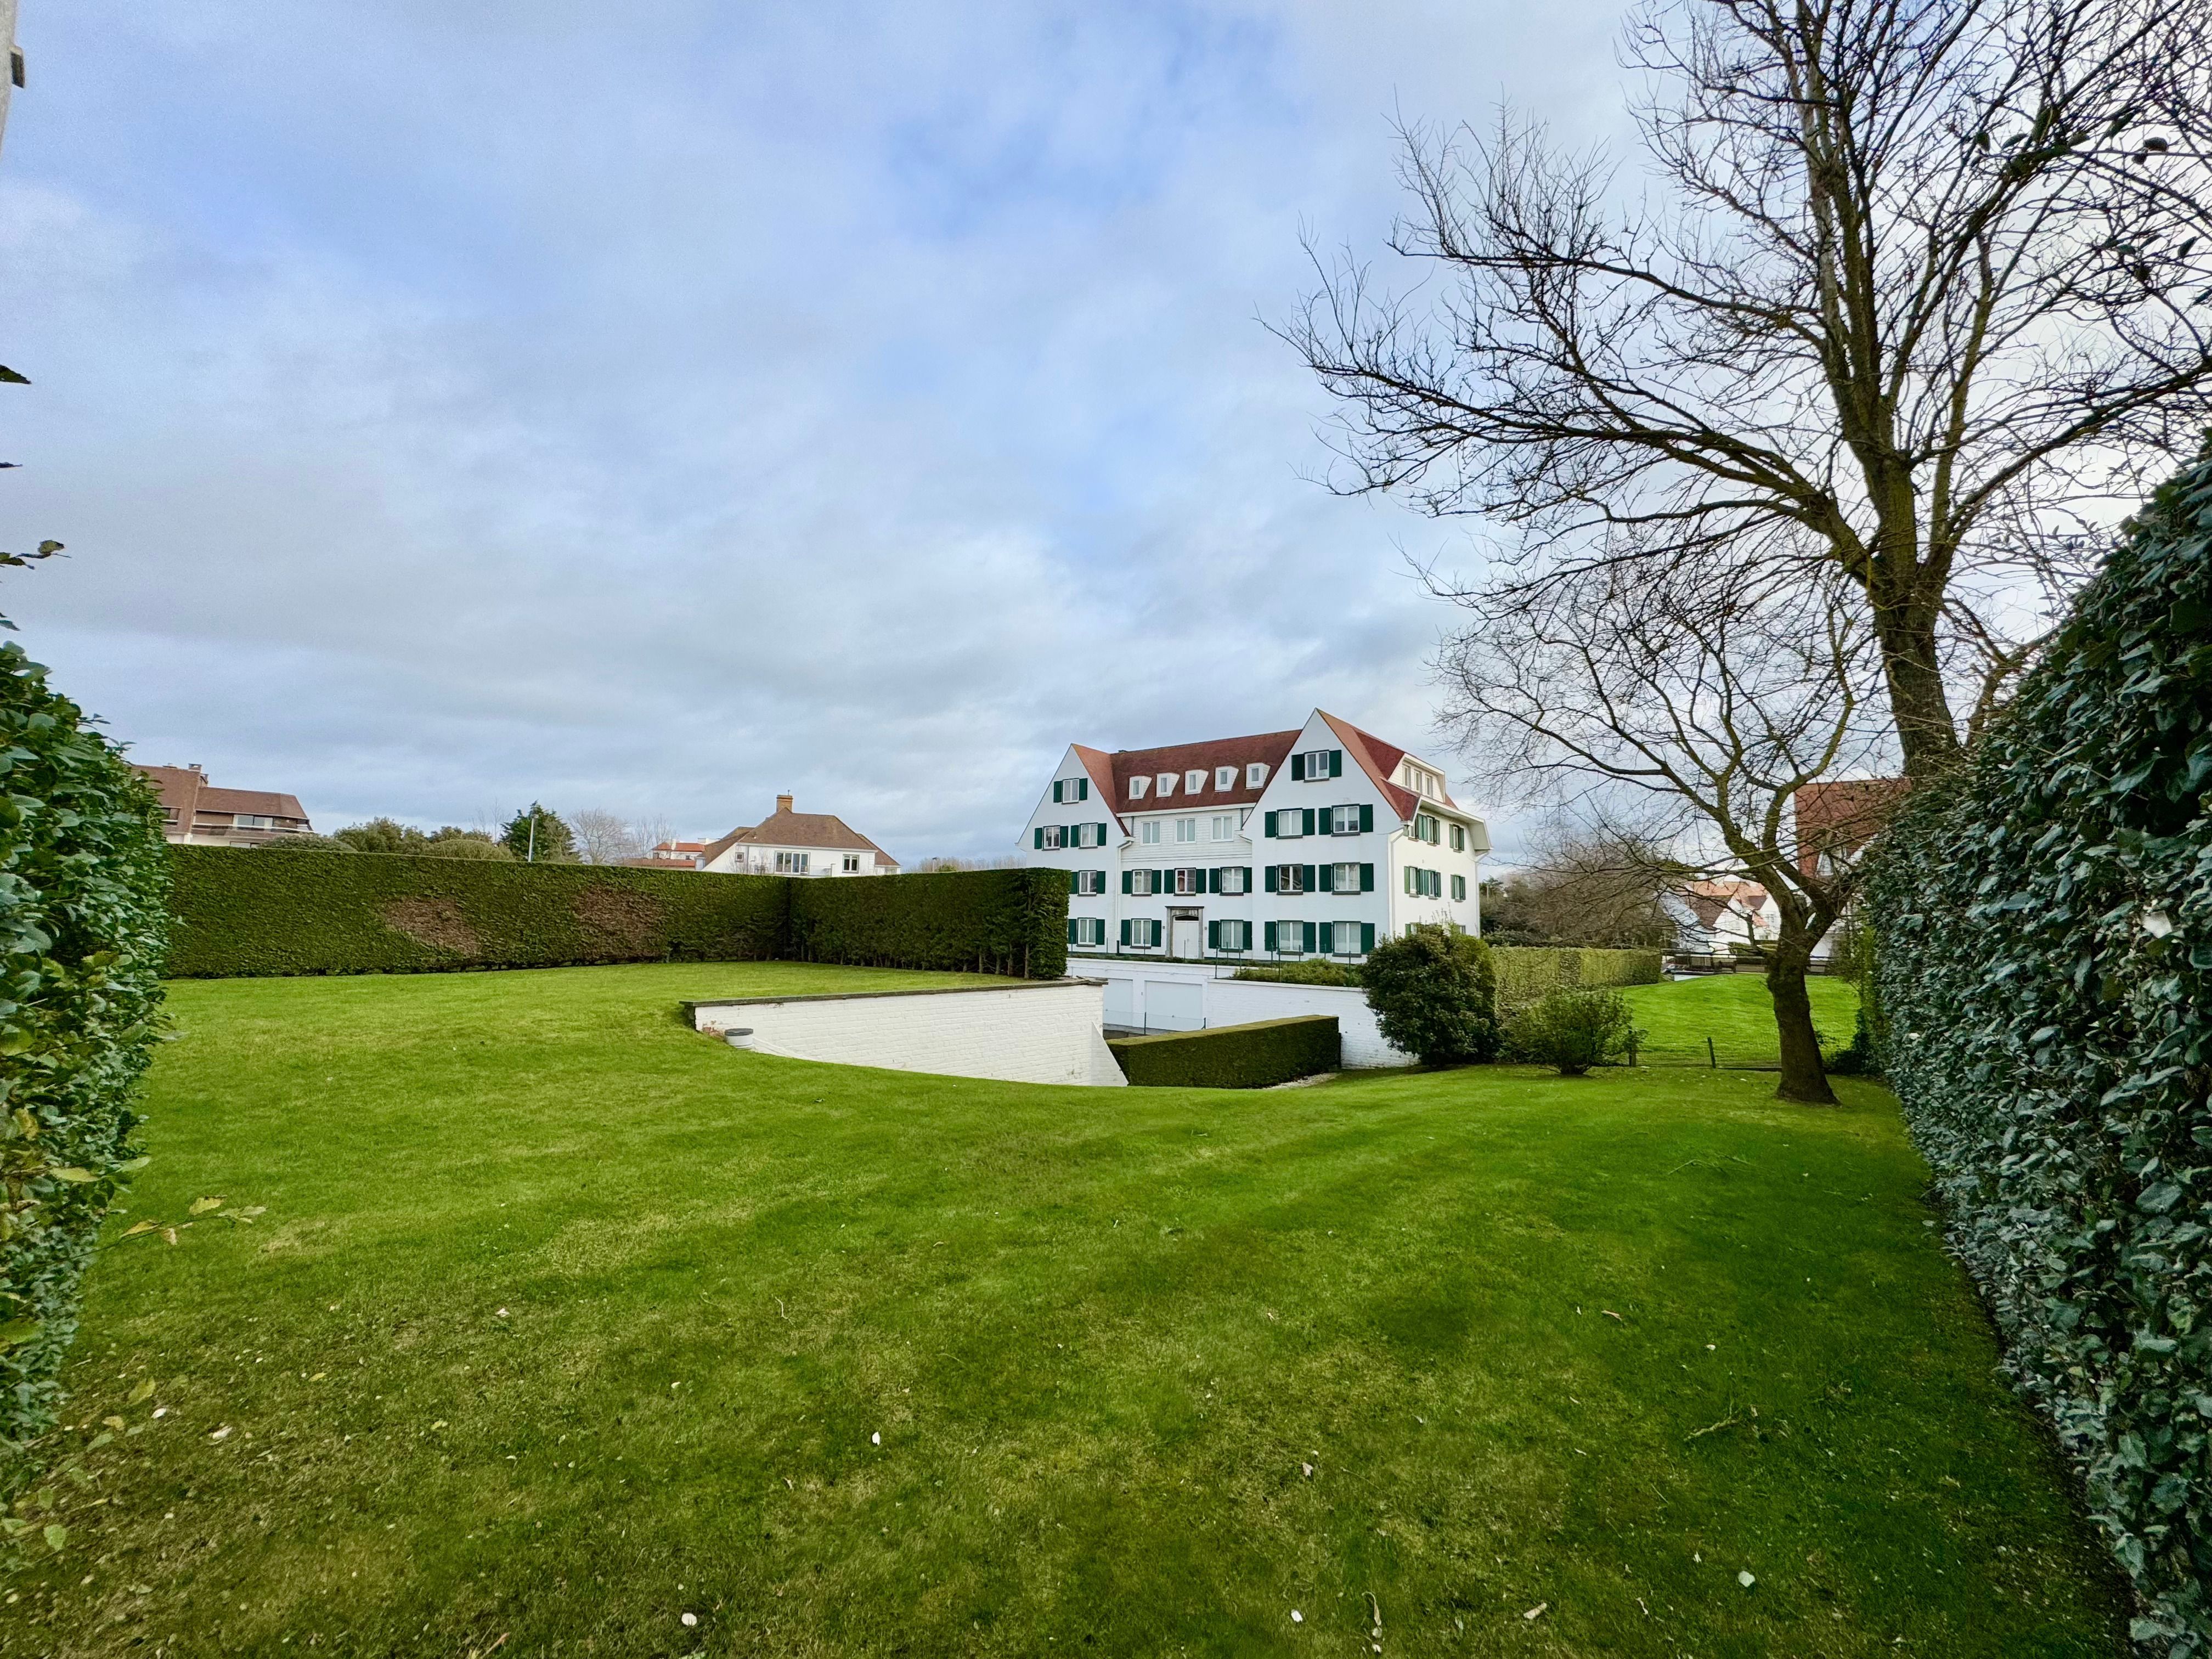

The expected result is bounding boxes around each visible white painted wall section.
[1082,958,1412,1068]
[687,980,1126,1088]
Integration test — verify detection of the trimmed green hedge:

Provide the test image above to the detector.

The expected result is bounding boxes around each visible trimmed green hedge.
[1866,450,2212,1652]
[787,867,1068,979]
[1230,960,1361,987]
[167,851,1066,981]
[1,643,170,1459]
[1492,945,1663,1006]
[1109,1015,1339,1088]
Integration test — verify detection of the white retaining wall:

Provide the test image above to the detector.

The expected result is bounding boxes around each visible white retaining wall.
[1080,957,1412,1069]
[687,979,1126,1088]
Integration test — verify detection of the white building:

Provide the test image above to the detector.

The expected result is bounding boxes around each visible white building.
[692,795,899,877]
[1022,710,1487,962]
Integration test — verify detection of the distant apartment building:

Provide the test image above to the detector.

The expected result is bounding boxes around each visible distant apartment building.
[136,764,314,847]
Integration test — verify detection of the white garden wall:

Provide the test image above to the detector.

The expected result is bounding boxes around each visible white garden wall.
[686,979,1125,1088]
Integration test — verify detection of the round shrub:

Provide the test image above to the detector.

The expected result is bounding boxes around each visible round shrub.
[0,641,169,1462]
[1360,923,1499,1066]
[1505,988,1637,1075]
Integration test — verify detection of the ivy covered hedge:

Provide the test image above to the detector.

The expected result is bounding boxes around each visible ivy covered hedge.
[1491,945,1663,1006]
[1109,1015,1339,1088]
[1,644,170,1458]
[167,849,1068,981]
[786,867,1067,979]
[1866,452,2212,1653]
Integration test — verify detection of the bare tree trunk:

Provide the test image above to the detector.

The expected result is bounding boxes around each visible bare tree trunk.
[1766,928,1837,1105]
[1869,582,1960,776]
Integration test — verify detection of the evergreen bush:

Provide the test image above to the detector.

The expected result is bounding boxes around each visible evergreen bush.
[1491,945,1663,1008]
[0,643,170,1458]
[1504,989,1638,1076]
[1360,924,1500,1066]
[1109,1016,1339,1088]
[1866,449,2212,1651]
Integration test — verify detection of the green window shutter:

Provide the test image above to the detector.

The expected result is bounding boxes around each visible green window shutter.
[1303,864,1316,892]
[1319,922,1334,955]
[1066,870,1077,894]
[1331,749,1343,777]
[1207,867,1220,894]
[1291,753,1305,781]
[1263,810,1276,838]
[1361,923,1375,953]
[1066,918,1076,945]
[1240,866,1252,892]
[1207,921,1220,950]
[1318,864,1333,893]
[1097,822,1107,844]
[1360,804,1373,833]
[1302,808,1315,835]
[1264,865,1277,893]
[1033,827,1044,850]
[1302,922,1316,952]
[1121,871,1132,894]
[1053,780,1063,804]
[1119,919,1130,946]
[1361,863,1374,892]
[1079,778,1089,801]
[1264,922,1277,952]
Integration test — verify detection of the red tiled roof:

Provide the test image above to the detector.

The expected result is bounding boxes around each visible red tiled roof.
[1099,729,1304,816]
[197,785,309,820]
[1678,880,1770,930]
[699,807,896,869]
[1793,778,1908,877]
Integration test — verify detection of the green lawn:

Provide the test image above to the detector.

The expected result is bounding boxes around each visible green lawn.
[4,962,2121,1656]
[1620,973,1861,1065]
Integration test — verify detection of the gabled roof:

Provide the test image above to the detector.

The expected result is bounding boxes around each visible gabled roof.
[198,785,309,820]
[1318,711,1431,823]
[132,764,308,824]
[1096,729,1304,817]
[699,808,895,868]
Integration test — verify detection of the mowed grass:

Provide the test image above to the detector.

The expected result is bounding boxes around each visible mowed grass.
[4,964,2122,1657]
[1620,973,1861,1063]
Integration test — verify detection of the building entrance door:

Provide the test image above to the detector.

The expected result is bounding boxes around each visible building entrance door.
[1169,909,1203,960]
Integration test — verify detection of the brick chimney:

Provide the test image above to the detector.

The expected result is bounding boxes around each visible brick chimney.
[775,793,793,815]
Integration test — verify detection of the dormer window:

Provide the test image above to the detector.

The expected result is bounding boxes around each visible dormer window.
[1185,769,1206,794]
[1246,763,1268,787]
[1155,772,1178,798]
[1128,776,1150,800]
[1215,766,1236,790]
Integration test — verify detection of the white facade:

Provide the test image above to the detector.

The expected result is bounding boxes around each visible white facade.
[1021,709,1488,964]
[693,795,898,878]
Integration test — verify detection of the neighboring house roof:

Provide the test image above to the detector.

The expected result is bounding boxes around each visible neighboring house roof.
[698,802,896,869]
[650,840,709,856]
[1673,881,1771,932]
[1793,778,1909,877]
[133,764,308,824]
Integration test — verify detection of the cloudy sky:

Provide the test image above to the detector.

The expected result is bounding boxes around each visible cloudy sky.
[0,1,1633,864]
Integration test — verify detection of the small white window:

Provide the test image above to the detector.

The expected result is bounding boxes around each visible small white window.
[1215,766,1236,791]
[1128,775,1149,800]
[1175,817,1197,843]
[1334,921,1362,956]
[1155,772,1178,798]
[1246,762,1268,787]
[1330,804,1359,834]
[1333,861,1360,891]
[776,851,810,875]
[1184,769,1205,794]
[1140,820,1160,845]
[1219,866,1250,895]
[843,854,860,873]
[1211,814,1234,840]
[1278,919,1307,955]
[1273,810,1303,840]
[1300,748,1334,778]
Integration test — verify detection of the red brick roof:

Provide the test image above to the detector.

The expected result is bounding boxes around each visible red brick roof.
[1793,778,1908,877]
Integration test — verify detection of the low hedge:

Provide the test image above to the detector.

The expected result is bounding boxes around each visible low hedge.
[787,867,1068,979]
[1109,1015,1339,1088]
[1492,945,1663,1005]
[1230,960,1361,987]
[1,643,171,1459]
[167,851,1066,980]
[1866,449,2212,1651]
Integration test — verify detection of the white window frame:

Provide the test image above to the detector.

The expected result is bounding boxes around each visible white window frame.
[1334,920,1363,957]
[1300,749,1333,779]
[1450,823,1466,852]
[1155,772,1178,798]
[1128,776,1150,800]
[1332,861,1360,892]
[1246,762,1268,787]
[1175,867,1202,896]
[1185,769,1206,794]
[1211,814,1234,840]
[1140,820,1160,845]
[1275,863,1306,895]
[1219,866,1250,896]
[1175,817,1197,844]
[843,854,860,873]
[1217,919,1250,952]
[1215,766,1237,791]
[1272,810,1304,840]
[776,851,810,875]
[1330,804,1359,835]
[1277,918,1307,955]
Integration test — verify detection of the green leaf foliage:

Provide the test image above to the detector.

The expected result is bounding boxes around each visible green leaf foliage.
[1108,1015,1339,1088]
[0,642,170,1462]
[1359,924,1500,1066]
[1229,958,1362,986]
[1866,448,2212,1652]
[1504,988,1639,1076]
[166,849,1068,981]
[499,804,577,863]
[1491,946,1664,1008]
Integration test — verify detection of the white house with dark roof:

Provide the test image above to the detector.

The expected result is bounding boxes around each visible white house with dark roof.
[136,764,314,848]
[1020,710,1487,961]
[693,795,898,877]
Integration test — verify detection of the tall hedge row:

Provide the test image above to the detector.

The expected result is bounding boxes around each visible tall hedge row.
[786,867,1068,979]
[1866,453,2212,1654]
[0,644,170,1458]
[1491,945,1663,1006]
[166,848,1068,982]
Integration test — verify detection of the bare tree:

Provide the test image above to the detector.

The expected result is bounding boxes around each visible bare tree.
[1441,550,1891,1103]
[1481,820,1679,947]
[570,808,646,866]
[1286,0,2212,774]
